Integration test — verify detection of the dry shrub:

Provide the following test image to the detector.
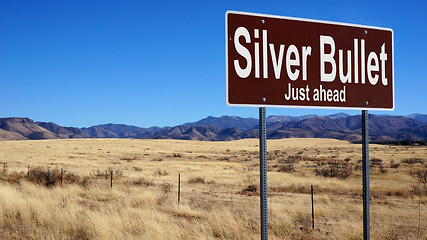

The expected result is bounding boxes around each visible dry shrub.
[120,154,143,162]
[379,164,387,174]
[160,182,173,194]
[277,155,303,173]
[107,168,123,177]
[132,177,154,186]
[409,168,427,196]
[410,185,427,196]
[172,153,183,158]
[79,176,92,188]
[153,169,169,177]
[279,164,295,173]
[370,157,383,166]
[242,184,257,192]
[188,177,205,184]
[27,167,55,186]
[354,164,362,171]
[157,182,173,205]
[270,184,311,194]
[90,168,122,179]
[314,160,352,179]
[286,155,303,163]
[218,156,230,161]
[26,168,82,187]
[63,171,82,185]
[0,171,26,184]
[390,163,400,168]
[410,169,427,185]
[187,177,215,184]
[402,158,424,165]
[384,190,407,198]
[133,166,143,171]
[91,169,110,179]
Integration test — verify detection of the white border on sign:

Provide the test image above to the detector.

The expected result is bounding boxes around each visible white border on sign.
[225,10,395,111]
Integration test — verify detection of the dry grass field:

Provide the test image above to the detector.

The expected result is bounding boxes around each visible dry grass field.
[0,138,426,239]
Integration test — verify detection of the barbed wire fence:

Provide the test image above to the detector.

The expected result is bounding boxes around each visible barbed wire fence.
[0,161,425,237]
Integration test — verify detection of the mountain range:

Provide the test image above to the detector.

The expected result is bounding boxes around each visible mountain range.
[0,113,426,142]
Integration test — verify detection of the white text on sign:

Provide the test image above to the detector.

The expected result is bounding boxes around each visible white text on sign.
[233,27,389,87]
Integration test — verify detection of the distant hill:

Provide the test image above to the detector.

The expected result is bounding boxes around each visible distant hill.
[87,124,162,138]
[266,114,318,123]
[0,113,426,142]
[0,118,55,140]
[407,114,427,122]
[36,122,89,139]
[0,128,27,141]
[266,113,350,123]
[183,116,258,131]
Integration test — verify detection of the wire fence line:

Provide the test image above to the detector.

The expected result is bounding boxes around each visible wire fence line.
[0,161,121,176]
[182,196,426,232]
[0,161,425,234]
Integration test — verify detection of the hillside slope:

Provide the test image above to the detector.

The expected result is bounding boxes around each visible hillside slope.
[1,114,426,142]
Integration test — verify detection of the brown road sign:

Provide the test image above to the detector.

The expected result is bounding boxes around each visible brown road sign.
[226,11,394,110]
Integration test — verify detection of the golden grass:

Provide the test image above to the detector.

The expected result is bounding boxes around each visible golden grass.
[0,138,426,239]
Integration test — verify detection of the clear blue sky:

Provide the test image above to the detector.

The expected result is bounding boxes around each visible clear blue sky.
[1,0,426,128]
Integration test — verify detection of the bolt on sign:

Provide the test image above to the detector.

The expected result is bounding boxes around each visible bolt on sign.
[226,11,394,110]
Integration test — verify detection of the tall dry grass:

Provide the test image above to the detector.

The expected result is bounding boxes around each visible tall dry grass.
[0,138,425,239]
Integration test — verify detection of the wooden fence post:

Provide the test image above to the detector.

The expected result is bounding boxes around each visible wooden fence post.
[110,170,113,188]
[178,173,181,206]
[311,185,315,229]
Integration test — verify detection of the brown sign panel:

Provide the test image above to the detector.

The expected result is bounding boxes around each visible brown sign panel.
[226,11,394,110]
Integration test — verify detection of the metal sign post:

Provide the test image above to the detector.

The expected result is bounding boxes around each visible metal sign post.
[226,11,394,240]
[259,107,268,240]
[362,110,370,240]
